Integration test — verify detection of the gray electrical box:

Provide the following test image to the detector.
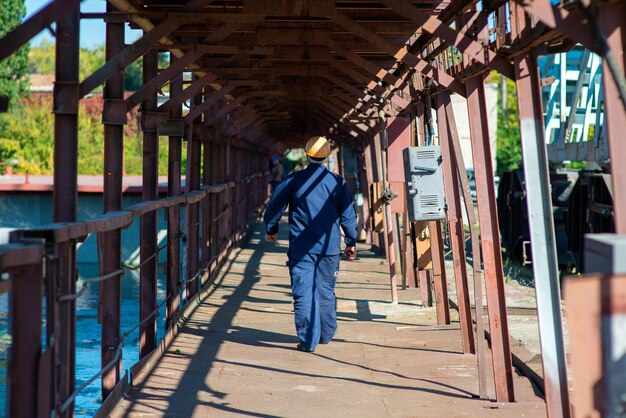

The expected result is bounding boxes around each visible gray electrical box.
[584,234,626,274]
[402,145,446,222]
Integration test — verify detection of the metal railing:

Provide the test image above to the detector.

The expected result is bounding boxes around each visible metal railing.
[0,165,269,418]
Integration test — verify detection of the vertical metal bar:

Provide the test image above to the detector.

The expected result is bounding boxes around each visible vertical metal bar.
[186,87,202,296]
[201,93,211,276]
[379,118,398,303]
[53,7,80,415]
[140,48,158,359]
[430,221,450,325]
[101,3,124,399]
[401,212,416,288]
[8,261,43,418]
[515,51,571,416]
[363,140,378,247]
[464,76,508,402]
[166,57,182,328]
[599,2,626,233]
[436,93,475,354]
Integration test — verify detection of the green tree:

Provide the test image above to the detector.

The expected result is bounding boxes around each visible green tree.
[29,39,55,74]
[0,0,30,108]
[496,76,523,173]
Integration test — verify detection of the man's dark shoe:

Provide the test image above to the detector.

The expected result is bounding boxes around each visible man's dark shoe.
[296,343,315,353]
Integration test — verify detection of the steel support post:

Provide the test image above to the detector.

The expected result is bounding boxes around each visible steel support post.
[140,48,158,359]
[430,220,450,325]
[364,140,380,247]
[101,3,124,399]
[378,120,398,303]
[210,142,219,263]
[186,87,202,296]
[8,262,43,418]
[53,9,80,416]
[599,2,626,233]
[436,94,475,354]
[515,51,570,417]
[201,94,212,276]
[166,57,182,328]
[464,78,508,400]
[401,212,417,288]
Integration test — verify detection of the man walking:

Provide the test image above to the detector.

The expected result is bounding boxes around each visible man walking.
[264,136,358,353]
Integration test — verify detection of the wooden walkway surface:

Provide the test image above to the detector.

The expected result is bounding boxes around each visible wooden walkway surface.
[111,221,546,418]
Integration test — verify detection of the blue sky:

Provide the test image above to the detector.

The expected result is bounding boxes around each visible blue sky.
[25,0,141,48]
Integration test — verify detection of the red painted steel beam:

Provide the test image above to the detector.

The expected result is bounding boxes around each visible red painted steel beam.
[599,2,626,233]
[329,40,402,88]
[160,73,217,113]
[511,0,601,55]
[183,0,217,11]
[186,84,202,296]
[139,48,159,359]
[380,0,515,79]
[515,50,571,417]
[429,220,450,325]
[101,3,124,400]
[8,261,43,418]
[436,93,475,354]
[0,0,82,61]
[327,56,411,109]
[332,12,467,97]
[79,20,180,98]
[126,51,204,111]
[183,85,235,124]
[465,77,513,401]
[166,54,183,329]
[53,8,80,416]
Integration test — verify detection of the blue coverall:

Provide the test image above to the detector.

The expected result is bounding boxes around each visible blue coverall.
[264,162,358,351]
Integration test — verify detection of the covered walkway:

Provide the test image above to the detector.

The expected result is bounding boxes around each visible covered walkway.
[111,220,545,417]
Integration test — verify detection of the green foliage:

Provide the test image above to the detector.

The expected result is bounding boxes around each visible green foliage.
[0,0,30,108]
[0,94,174,175]
[29,42,144,92]
[496,77,523,173]
[28,39,55,74]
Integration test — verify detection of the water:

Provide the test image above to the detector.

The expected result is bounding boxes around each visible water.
[0,264,168,418]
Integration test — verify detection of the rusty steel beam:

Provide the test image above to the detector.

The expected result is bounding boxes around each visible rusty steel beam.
[79,20,180,98]
[332,12,466,97]
[515,50,571,417]
[53,8,80,416]
[160,73,217,113]
[329,40,401,87]
[511,0,601,55]
[201,96,212,276]
[436,93,474,354]
[380,0,515,79]
[139,48,159,359]
[0,0,82,61]
[186,84,203,296]
[183,0,217,11]
[166,54,183,329]
[377,118,399,303]
[465,77,510,400]
[598,2,626,233]
[430,220,450,325]
[126,51,204,111]
[183,85,235,123]
[8,261,43,418]
[327,56,411,109]
[101,3,124,400]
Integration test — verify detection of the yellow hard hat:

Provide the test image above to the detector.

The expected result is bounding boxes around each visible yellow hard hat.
[304,136,331,158]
